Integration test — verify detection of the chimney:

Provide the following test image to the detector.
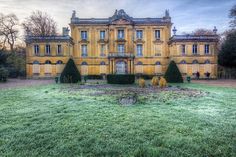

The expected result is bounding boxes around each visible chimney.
[62,27,69,36]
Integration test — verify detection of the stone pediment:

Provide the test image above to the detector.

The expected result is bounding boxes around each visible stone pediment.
[112,19,132,25]
[110,9,133,24]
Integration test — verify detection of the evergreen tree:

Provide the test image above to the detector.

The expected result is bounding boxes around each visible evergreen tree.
[218,30,236,67]
[60,58,81,83]
[164,60,183,83]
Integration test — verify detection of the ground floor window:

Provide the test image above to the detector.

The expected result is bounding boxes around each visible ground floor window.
[116,61,127,74]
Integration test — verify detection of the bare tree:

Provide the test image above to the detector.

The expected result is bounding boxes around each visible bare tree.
[193,28,215,35]
[229,4,236,28]
[0,13,19,51]
[22,10,58,36]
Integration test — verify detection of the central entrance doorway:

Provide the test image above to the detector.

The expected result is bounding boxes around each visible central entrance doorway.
[116,61,127,74]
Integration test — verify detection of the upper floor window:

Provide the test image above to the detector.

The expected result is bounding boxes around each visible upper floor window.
[100,44,105,56]
[100,31,105,40]
[192,44,198,54]
[136,30,143,39]
[118,44,125,53]
[155,30,161,39]
[118,30,124,39]
[81,31,87,40]
[34,45,39,55]
[181,44,186,54]
[45,44,51,55]
[205,44,210,54]
[81,45,87,57]
[57,45,62,55]
[137,44,143,56]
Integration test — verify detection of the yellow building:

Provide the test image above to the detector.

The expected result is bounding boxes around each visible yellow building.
[26,9,219,79]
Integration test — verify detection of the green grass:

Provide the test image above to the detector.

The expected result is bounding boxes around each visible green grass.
[0,83,235,157]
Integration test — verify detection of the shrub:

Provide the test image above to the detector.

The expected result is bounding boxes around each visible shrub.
[86,75,103,80]
[151,76,159,87]
[138,78,145,88]
[159,77,167,88]
[164,60,183,83]
[107,74,135,84]
[60,58,81,83]
[0,66,9,82]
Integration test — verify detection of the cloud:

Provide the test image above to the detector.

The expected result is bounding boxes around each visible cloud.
[0,0,235,35]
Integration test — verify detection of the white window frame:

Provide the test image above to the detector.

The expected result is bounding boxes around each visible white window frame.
[136,30,143,39]
[100,31,105,40]
[205,44,210,54]
[45,44,51,55]
[155,30,160,39]
[81,45,87,57]
[118,30,124,39]
[192,44,198,54]
[81,31,87,40]
[57,45,62,55]
[34,45,39,55]
[137,44,143,56]
[118,44,125,53]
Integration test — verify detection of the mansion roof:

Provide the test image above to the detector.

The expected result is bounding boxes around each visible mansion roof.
[25,36,73,44]
[169,35,219,43]
[70,9,171,25]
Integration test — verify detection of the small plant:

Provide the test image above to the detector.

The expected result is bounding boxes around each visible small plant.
[138,78,145,88]
[159,77,167,88]
[151,76,159,87]
[0,66,8,82]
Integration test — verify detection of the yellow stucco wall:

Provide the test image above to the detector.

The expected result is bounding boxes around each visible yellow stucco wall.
[26,23,218,79]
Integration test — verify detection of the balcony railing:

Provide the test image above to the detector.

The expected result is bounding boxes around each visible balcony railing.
[108,52,135,58]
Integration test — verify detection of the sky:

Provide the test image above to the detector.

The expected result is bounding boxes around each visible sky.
[0,0,235,36]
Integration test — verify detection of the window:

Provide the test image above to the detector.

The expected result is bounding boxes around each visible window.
[205,44,210,54]
[100,44,105,56]
[118,30,124,39]
[181,44,186,55]
[45,44,51,55]
[34,45,39,55]
[136,30,143,39]
[192,44,198,54]
[81,31,87,40]
[100,31,105,40]
[57,45,62,55]
[137,44,143,56]
[118,44,125,53]
[155,30,160,39]
[81,45,87,57]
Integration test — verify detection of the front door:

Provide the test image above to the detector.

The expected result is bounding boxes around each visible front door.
[116,61,127,74]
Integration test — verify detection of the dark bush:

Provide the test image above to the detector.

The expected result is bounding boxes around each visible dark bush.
[107,74,135,84]
[164,60,183,83]
[86,75,103,80]
[60,58,81,83]
[0,66,9,82]
[136,74,156,80]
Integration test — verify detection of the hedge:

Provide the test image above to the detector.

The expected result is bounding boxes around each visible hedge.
[107,74,135,84]
[164,60,183,83]
[60,58,81,83]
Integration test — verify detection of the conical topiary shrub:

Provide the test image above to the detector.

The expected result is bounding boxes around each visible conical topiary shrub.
[60,58,81,83]
[164,60,183,83]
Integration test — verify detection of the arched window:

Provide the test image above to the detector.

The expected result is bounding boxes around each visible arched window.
[45,60,51,64]
[180,60,186,64]
[32,60,40,75]
[155,61,161,65]
[81,61,88,65]
[100,61,106,65]
[204,60,211,73]
[56,60,64,74]
[205,60,210,64]
[192,60,198,64]
[155,61,162,74]
[192,60,199,74]
[57,60,63,64]
[137,61,143,65]
[33,60,40,64]
[136,61,143,74]
[100,61,106,74]
[179,60,187,74]
[81,61,88,75]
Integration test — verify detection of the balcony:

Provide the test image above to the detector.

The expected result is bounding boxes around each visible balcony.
[108,52,135,58]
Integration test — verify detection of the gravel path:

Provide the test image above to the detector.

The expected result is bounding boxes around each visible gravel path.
[0,79,54,90]
[192,79,236,88]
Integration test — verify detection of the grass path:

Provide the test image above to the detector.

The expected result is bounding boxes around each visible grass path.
[0,83,235,157]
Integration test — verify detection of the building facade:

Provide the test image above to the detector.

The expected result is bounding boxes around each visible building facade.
[26,9,219,78]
